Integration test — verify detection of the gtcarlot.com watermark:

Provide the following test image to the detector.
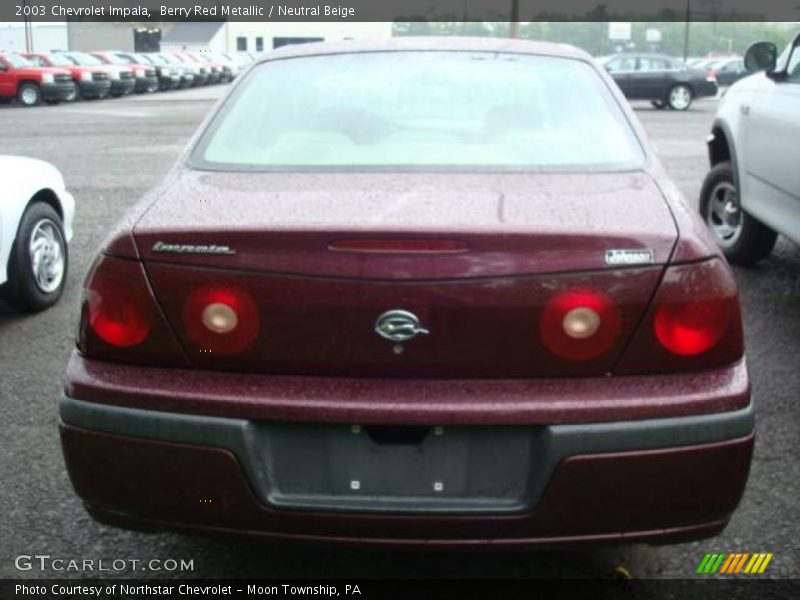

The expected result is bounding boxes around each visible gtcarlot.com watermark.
[14,554,195,573]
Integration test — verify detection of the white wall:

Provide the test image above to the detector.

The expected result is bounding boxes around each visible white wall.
[0,22,68,53]
[223,22,393,53]
[68,22,148,52]
[161,27,227,53]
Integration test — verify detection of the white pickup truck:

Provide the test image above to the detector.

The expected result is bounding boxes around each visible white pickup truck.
[699,32,800,265]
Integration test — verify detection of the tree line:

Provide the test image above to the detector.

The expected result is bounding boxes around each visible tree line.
[393,22,797,58]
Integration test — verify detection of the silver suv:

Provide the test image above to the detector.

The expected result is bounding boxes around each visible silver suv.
[699,32,800,265]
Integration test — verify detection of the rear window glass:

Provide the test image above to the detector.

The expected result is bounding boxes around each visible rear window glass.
[194,51,645,171]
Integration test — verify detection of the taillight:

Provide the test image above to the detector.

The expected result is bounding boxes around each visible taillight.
[654,298,731,356]
[616,258,743,374]
[182,285,260,355]
[540,288,622,361]
[78,255,188,366]
[707,69,717,82]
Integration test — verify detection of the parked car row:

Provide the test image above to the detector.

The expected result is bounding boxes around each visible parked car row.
[597,52,719,110]
[0,50,257,107]
[699,34,800,265]
[687,55,750,87]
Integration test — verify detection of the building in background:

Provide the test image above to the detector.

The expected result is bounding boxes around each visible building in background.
[0,22,68,52]
[64,21,392,54]
[67,21,158,52]
[160,22,393,53]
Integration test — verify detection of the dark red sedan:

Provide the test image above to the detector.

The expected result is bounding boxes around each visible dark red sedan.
[61,38,753,548]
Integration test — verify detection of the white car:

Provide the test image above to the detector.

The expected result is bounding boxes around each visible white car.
[0,156,74,310]
[699,32,800,265]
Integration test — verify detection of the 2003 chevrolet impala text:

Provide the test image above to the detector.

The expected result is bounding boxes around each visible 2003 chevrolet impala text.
[60,38,754,547]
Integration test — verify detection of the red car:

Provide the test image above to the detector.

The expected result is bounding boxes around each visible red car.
[23,52,111,101]
[0,52,75,106]
[61,38,753,548]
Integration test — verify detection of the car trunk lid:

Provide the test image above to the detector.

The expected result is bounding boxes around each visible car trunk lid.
[135,169,676,278]
[135,169,675,377]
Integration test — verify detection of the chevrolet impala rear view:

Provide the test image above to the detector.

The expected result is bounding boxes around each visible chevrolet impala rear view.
[60,38,753,547]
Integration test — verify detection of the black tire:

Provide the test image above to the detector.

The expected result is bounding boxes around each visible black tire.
[699,161,777,266]
[5,203,68,312]
[651,100,666,109]
[667,84,693,111]
[17,83,41,107]
[65,84,79,102]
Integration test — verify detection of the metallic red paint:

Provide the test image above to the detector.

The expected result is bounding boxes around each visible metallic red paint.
[132,171,678,279]
[143,262,663,377]
[61,425,753,546]
[64,352,750,425]
[61,38,753,546]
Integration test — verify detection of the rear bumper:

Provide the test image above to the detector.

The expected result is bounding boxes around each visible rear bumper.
[60,378,754,547]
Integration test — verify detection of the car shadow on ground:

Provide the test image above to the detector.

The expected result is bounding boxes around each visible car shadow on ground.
[0,296,22,319]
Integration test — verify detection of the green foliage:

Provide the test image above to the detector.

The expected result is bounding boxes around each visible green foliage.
[391,21,797,58]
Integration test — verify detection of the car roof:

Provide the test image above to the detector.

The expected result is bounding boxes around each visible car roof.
[258,37,592,63]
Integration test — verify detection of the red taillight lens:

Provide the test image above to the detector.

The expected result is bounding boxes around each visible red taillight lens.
[88,283,151,347]
[182,286,260,355]
[707,69,717,81]
[78,256,188,366]
[540,289,622,361]
[654,298,731,356]
[616,258,743,374]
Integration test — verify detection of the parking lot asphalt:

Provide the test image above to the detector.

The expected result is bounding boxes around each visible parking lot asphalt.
[0,90,797,580]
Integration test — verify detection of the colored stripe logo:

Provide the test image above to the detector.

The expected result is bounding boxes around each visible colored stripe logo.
[697,553,773,574]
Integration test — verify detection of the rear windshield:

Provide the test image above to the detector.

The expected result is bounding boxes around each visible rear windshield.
[194,51,645,171]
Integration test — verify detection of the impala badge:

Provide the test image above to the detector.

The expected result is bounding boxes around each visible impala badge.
[151,241,236,255]
[375,310,429,343]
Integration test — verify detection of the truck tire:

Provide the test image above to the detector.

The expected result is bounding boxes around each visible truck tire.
[65,83,79,102]
[17,83,41,107]
[699,161,778,266]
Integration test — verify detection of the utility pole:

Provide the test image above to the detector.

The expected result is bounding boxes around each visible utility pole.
[509,0,520,38]
[23,0,33,52]
[683,0,692,62]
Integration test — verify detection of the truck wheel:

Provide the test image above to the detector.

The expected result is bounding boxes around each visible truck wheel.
[667,84,693,110]
[699,161,777,266]
[65,84,79,102]
[17,83,41,107]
